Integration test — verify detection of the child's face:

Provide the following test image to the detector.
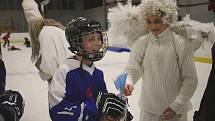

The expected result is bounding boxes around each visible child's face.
[145,15,168,36]
[82,32,102,53]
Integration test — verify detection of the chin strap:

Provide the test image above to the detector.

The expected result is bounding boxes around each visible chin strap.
[79,58,84,79]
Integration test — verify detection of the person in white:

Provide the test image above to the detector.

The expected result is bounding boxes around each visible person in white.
[107,0,204,52]
[22,0,71,82]
[123,0,198,121]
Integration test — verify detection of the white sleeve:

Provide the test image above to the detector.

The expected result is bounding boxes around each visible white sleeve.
[22,0,43,22]
[171,26,204,51]
[125,36,147,85]
[48,65,67,109]
[169,42,198,113]
[125,54,141,85]
[189,28,204,51]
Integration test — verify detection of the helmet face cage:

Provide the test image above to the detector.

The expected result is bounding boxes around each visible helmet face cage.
[65,17,108,61]
[72,31,108,61]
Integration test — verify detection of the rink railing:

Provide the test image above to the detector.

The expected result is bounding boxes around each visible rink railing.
[0,36,212,64]
[107,47,213,64]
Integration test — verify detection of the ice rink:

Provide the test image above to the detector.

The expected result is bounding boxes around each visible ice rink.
[2,44,211,121]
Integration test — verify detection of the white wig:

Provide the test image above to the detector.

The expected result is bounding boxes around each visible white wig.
[139,0,178,24]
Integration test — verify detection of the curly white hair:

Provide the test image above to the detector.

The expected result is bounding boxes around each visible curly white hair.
[139,0,178,24]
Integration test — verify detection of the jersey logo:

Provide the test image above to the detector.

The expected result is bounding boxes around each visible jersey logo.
[86,87,92,98]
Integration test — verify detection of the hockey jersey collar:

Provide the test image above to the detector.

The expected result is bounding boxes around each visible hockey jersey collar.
[67,59,96,76]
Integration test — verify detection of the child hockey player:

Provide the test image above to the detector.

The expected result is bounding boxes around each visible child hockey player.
[2,32,11,48]
[48,17,127,121]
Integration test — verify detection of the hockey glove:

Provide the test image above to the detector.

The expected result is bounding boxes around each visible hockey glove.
[95,92,126,120]
[0,90,25,121]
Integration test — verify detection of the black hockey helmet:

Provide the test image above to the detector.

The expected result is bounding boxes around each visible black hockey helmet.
[65,17,108,61]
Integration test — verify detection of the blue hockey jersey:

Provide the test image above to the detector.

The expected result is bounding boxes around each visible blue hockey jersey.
[48,58,107,121]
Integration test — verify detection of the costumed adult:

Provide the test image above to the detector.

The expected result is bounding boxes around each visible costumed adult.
[22,0,71,82]
[110,0,200,121]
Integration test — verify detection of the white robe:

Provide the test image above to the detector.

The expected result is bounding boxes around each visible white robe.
[126,28,198,115]
[37,26,72,81]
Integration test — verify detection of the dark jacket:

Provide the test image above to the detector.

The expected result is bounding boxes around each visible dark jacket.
[194,43,215,121]
[0,59,6,93]
[0,41,6,93]
[2,33,10,41]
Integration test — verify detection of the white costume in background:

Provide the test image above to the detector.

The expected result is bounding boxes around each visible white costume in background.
[22,0,71,81]
[22,0,42,21]
[107,1,203,50]
[126,28,198,121]
[37,26,71,80]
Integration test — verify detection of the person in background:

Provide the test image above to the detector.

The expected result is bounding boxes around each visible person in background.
[24,37,31,47]
[2,32,11,48]
[22,0,71,82]
[8,45,21,51]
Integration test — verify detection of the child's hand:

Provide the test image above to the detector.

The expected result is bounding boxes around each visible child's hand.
[123,84,134,96]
